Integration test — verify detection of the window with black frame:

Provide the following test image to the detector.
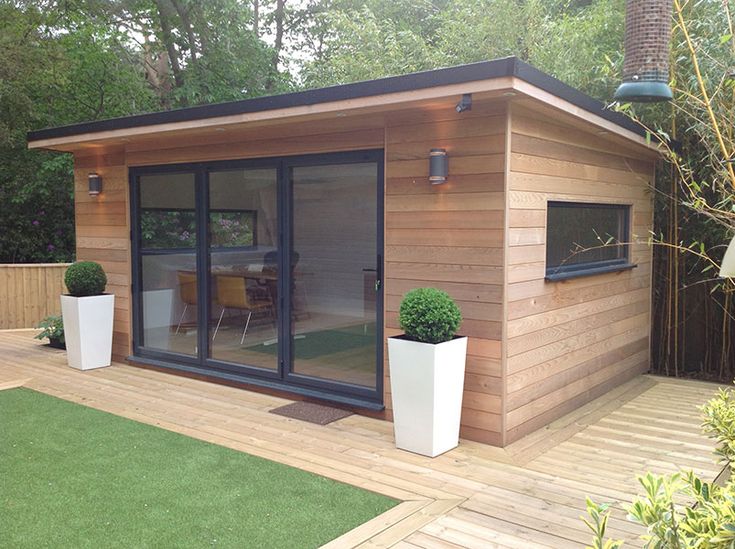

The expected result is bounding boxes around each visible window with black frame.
[545,202,634,281]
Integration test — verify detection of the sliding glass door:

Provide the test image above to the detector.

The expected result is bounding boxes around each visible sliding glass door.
[137,172,198,357]
[288,162,380,390]
[130,151,383,404]
[207,168,279,371]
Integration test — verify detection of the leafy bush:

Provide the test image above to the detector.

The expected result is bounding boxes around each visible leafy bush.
[398,288,461,344]
[701,387,735,465]
[627,471,735,547]
[64,261,107,297]
[34,314,64,344]
[586,385,735,547]
[583,499,622,549]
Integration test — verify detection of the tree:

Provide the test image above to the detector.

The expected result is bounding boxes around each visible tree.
[0,0,290,263]
[0,3,145,262]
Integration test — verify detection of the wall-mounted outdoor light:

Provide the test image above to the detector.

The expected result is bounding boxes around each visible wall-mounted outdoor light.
[429,148,448,185]
[455,94,472,113]
[88,173,102,196]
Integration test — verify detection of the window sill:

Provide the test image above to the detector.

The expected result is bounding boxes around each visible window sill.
[545,263,637,282]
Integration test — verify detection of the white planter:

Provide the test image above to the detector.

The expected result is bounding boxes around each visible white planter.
[60,294,115,371]
[387,335,468,457]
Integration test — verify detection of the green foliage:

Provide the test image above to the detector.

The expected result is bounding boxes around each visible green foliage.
[148,0,288,106]
[530,0,625,99]
[583,498,623,549]
[33,315,64,344]
[627,471,735,548]
[209,212,255,247]
[0,1,286,263]
[64,261,107,297]
[141,210,197,249]
[398,288,462,344]
[432,0,546,65]
[0,150,76,263]
[702,387,735,467]
[300,5,434,88]
[298,0,628,100]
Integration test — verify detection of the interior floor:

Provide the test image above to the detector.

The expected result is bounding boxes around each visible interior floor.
[146,312,376,388]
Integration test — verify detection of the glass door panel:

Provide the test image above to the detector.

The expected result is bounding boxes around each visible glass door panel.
[290,162,378,389]
[138,173,197,356]
[208,168,279,370]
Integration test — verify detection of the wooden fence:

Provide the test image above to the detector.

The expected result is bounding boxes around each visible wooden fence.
[0,264,70,329]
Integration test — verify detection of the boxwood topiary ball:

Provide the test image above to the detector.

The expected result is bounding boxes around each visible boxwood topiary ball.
[64,261,107,297]
[398,288,462,344]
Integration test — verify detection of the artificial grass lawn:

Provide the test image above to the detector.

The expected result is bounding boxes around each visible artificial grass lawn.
[0,388,396,548]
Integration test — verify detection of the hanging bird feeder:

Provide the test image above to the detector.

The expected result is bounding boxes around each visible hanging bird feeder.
[614,0,674,103]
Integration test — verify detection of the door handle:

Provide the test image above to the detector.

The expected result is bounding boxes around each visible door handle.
[375,254,382,292]
[362,256,382,292]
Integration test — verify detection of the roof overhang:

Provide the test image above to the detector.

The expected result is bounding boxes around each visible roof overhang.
[27,57,659,156]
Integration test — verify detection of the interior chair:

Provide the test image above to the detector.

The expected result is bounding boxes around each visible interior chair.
[213,274,275,344]
[175,271,198,334]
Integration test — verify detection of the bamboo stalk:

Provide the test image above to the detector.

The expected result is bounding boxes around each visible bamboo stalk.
[673,0,735,186]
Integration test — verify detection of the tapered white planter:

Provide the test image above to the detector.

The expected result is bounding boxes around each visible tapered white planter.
[387,335,468,457]
[60,294,115,370]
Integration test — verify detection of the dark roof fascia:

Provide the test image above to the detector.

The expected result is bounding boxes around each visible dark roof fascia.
[512,61,644,136]
[27,57,645,143]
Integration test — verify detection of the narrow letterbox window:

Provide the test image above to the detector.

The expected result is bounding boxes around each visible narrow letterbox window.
[545,202,633,281]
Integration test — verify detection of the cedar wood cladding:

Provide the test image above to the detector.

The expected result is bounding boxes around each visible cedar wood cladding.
[504,102,654,444]
[70,97,653,447]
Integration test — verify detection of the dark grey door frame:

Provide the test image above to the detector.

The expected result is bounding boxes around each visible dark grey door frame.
[128,149,384,408]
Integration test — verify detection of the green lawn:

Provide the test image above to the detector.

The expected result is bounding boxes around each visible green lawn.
[0,388,396,548]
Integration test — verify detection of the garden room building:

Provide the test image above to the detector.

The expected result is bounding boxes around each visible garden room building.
[27,57,657,447]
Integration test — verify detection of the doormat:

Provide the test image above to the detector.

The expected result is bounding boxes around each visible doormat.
[269,401,353,425]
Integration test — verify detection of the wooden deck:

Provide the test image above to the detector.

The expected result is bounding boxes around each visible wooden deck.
[0,330,724,548]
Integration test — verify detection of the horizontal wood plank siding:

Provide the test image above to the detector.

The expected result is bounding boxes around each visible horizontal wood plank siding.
[0,264,70,329]
[385,102,507,446]
[75,109,506,445]
[75,120,387,363]
[69,97,655,449]
[502,104,654,444]
[73,157,131,360]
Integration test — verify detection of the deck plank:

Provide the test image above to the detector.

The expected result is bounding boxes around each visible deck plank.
[0,330,723,548]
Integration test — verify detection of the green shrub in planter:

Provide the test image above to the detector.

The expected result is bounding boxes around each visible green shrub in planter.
[398,288,462,344]
[64,261,107,297]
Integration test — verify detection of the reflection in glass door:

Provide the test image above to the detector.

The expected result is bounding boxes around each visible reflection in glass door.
[208,168,279,370]
[289,162,379,389]
[132,151,383,403]
[138,172,198,356]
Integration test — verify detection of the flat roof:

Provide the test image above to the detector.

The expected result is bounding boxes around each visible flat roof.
[27,57,644,143]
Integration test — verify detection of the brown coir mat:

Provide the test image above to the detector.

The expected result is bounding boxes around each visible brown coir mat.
[269,401,352,425]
